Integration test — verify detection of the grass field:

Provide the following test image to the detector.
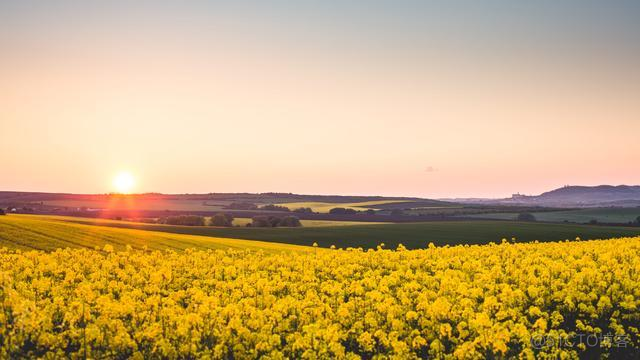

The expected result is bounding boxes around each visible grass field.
[469,208,640,224]
[0,215,308,252]
[277,200,413,213]
[14,214,640,250]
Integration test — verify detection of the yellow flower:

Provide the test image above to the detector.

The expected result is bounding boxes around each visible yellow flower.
[0,235,638,358]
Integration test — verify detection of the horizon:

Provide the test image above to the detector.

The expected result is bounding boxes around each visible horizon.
[1,1,639,198]
[2,183,639,201]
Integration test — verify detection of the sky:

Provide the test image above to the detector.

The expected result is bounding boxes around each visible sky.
[1,1,639,198]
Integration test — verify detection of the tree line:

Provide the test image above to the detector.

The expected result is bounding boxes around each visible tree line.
[156,214,302,227]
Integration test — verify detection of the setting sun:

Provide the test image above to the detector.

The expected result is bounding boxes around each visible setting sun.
[112,172,135,194]
[2,1,640,358]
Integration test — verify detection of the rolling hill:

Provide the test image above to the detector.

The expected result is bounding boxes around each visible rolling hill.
[536,185,640,205]
[0,214,309,253]
[460,185,640,207]
[0,191,451,214]
[7,214,639,251]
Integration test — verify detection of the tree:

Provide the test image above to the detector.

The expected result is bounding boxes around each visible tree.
[226,202,258,210]
[0,209,5,215]
[293,207,313,214]
[249,215,301,227]
[516,213,536,222]
[250,215,274,227]
[279,216,302,227]
[260,204,290,212]
[364,209,375,215]
[329,208,357,215]
[635,216,640,224]
[268,216,282,227]
[210,213,233,227]
[224,213,234,224]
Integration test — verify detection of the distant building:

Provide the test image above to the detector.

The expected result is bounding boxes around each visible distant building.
[511,193,528,200]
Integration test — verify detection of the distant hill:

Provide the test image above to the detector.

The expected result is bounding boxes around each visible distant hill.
[0,191,454,215]
[0,191,436,204]
[473,185,640,208]
[537,185,640,203]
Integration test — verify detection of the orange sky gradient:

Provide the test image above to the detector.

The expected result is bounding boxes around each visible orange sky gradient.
[1,1,639,198]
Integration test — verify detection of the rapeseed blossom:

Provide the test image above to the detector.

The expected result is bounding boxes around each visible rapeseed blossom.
[0,237,639,358]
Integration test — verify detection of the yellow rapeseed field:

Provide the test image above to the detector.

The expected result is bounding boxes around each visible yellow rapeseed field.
[1,237,639,358]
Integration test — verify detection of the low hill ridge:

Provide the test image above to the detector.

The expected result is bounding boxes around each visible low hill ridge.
[515,185,640,207]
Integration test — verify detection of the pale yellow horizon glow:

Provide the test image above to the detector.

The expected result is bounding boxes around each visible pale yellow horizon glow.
[1,2,639,198]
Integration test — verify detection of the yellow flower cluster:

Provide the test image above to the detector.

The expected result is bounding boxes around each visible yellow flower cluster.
[1,237,639,359]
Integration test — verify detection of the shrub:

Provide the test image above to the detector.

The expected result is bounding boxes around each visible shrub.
[210,213,234,227]
[516,213,536,222]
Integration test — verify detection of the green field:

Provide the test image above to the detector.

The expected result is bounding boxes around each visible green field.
[232,217,381,227]
[0,215,308,253]
[469,208,640,224]
[13,214,640,250]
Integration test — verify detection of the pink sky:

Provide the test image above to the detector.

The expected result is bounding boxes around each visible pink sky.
[1,2,638,198]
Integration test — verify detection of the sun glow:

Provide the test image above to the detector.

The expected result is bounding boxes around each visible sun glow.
[113,172,136,194]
